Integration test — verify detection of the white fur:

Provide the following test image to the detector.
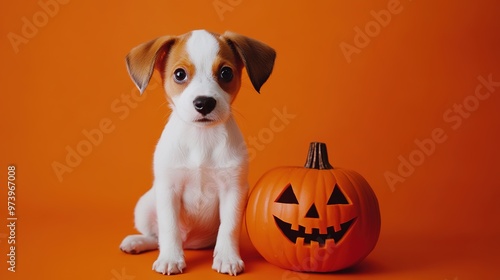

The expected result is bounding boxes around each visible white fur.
[120,30,248,276]
[174,31,232,126]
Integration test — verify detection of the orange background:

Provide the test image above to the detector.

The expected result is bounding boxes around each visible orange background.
[1,0,499,279]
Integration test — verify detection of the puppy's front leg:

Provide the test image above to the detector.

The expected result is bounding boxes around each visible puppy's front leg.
[212,180,248,276]
[152,180,186,275]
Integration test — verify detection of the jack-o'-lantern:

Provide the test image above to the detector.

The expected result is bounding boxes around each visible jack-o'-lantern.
[246,142,381,272]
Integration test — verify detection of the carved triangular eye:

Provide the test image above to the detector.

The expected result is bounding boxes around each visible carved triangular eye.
[327,184,349,205]
[275,184,299,204]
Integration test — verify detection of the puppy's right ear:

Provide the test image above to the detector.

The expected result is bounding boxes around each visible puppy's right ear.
[126,36,176,94]
[222,31,276,93]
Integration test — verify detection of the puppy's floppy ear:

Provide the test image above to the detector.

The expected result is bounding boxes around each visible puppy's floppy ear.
[126,36,176,94]
[222,31,276,93]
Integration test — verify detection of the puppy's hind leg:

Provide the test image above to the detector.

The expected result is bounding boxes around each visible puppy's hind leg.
[120,189,159,254]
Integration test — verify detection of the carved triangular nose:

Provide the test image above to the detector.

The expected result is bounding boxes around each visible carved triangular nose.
[305,203,320,218]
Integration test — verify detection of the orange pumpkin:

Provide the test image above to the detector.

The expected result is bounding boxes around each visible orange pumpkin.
[246,142,381,272]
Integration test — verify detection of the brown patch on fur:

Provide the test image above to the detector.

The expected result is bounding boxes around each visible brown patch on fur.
[126,35,177,93]
[163,33,194,102]
[221,31,276,93]
[213,35,244,104]
[126,30,275,98]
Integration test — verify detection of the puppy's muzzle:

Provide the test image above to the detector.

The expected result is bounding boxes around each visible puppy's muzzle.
[193,96,217,116]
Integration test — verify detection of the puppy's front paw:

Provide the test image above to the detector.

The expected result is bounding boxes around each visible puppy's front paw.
[153,256,186,275]
[120,234,158,254]
[212,254,244,276]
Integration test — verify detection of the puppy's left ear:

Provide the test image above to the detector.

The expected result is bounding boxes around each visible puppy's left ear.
[126,36,176,94]
[222,31,276,93]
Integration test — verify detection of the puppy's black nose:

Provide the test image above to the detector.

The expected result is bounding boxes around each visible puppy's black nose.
[193,96,216,116]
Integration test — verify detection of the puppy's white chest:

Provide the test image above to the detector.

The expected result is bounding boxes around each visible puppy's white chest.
[179,168,220,213]
[182,142,225,169]
[155,114,246,170]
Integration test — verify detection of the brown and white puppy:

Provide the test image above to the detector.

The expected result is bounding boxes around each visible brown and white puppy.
[119,30,275,276]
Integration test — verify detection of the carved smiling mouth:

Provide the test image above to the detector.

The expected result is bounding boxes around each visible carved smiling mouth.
[273,216,356,247]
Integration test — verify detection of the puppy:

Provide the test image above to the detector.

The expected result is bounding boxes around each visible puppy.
[119,30,276,276]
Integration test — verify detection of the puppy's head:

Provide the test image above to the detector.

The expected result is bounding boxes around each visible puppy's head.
[126,30,276,126]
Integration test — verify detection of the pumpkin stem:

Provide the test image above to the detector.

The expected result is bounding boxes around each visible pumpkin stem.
[304,142,333,170]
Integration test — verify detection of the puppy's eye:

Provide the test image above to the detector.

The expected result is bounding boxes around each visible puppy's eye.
[173,68,187,83]
[219,66,233,83]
